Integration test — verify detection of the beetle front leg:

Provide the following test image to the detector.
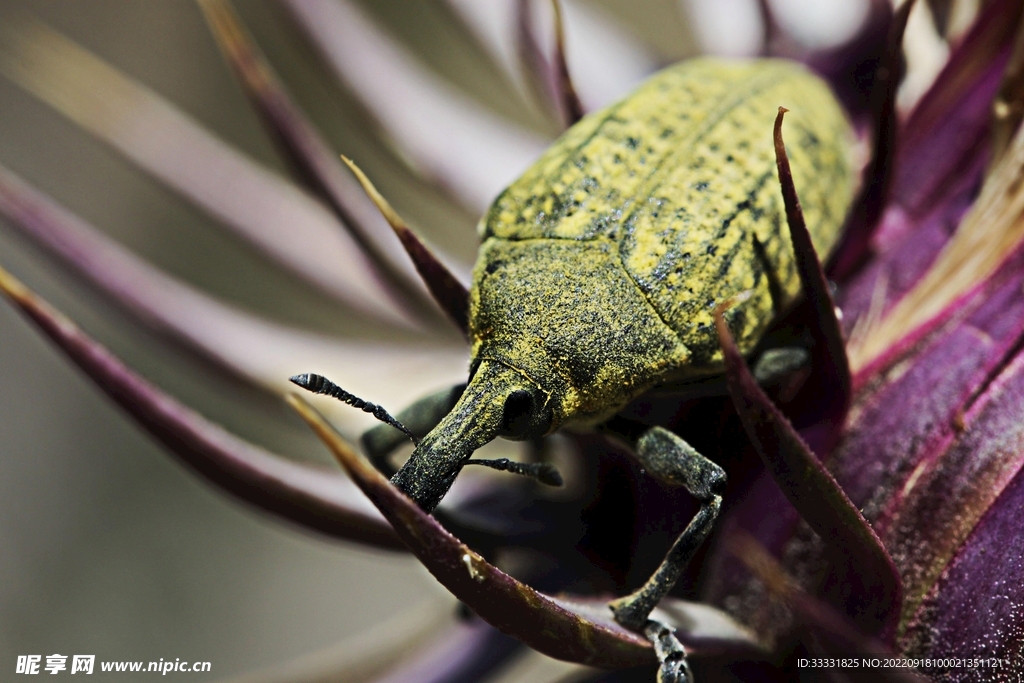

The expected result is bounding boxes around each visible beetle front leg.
[610,426,726,628]
[753,346,808,386]
[609,426,725,682]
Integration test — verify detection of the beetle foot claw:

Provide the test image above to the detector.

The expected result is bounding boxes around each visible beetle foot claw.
[644,620,692,683]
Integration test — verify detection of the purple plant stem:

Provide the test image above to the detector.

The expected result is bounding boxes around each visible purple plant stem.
[1,21,419,329]
[0,266,403,550]
[199,0,449,327]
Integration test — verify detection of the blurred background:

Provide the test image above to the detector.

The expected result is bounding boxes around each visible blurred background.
[0,1,948,680]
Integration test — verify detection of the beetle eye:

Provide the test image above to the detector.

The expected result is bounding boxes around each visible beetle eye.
[501,390,534,436]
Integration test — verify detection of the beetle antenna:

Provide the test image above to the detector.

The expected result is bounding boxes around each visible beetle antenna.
[463,458,563,487]
[290,374,419,446]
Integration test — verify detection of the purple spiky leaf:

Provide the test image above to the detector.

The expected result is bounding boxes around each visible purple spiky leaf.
[281,0,548,214]
[832,240,1024,515]
[541,0,658,110]
[839,0,1022,347]
[893,0,1021,219]
[990,13,1024,164]
[761,0,893,122]
[825,262,1024,667]
[289,393,763,669]
[851,126,1024,381]
[925,0,954,37]
[516,0,562,127]
[0,21,420,330]
[512,0,654,128]
[842,1,1024,378]
[755,0,784,56]
[707,224,1024,675]
[773,108,850,453]
[0,165,468,432]
[714,306,900,638]
[716,155,1024,674]
[828,0,914,282]
[198,0,456,328]
[341,157,470,336]
[0,265,402,550]
[288,392,651,668]
[550,0,585,128]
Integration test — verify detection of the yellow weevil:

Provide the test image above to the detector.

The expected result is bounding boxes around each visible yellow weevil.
[294,57,853,682]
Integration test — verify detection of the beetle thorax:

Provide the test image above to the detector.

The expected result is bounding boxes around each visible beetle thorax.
[469,236,690,427]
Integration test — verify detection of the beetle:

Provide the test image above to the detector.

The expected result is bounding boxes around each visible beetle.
[293,57,854,680]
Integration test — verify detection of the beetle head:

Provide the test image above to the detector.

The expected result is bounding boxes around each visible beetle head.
[470,238,689,426]
[391,238,689,511]
[390,359,549,511]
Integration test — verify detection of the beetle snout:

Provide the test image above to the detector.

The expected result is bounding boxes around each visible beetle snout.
[390,442,462,512]
[389,360,545,512]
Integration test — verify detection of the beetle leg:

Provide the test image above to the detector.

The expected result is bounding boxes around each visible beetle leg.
[645,620,693,683]
[609,426,725,632]
[752,346,809,385]
[360,383,466,477]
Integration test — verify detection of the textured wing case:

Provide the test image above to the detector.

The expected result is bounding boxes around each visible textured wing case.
[480,59,853,370]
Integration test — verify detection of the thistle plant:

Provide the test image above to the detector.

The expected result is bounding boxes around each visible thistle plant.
[2,1,1024,682]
